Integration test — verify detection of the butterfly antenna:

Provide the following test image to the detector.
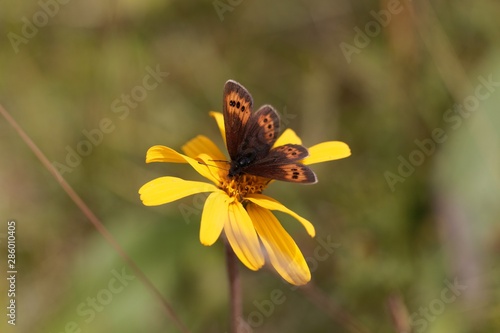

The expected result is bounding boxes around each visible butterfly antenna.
[197,159,230,171]
[209,159,230,164]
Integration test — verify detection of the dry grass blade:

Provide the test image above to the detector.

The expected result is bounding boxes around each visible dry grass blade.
[0,103,191,333]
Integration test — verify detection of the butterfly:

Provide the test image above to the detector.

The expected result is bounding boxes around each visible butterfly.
[222,80,317,184]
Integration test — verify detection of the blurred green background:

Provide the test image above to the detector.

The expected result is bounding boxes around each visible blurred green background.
[1,1,500,332]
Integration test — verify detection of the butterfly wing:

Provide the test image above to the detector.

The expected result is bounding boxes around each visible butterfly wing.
[244,144,318,184]
[238,105,280,160]
[223,80,253,160]
[223,80,316,183]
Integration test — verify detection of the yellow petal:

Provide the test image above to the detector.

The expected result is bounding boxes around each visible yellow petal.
[146,145,187,163]
[302,141,351,165]
[196,153,229,184]
[139,176,217,206]
[209,111,226,146]
[181,135,227,161]
[246,194,315,237]
[200,191,228,246]
[224,201,264,271]
[247,203,311,285]
[146,145,220,184]
[273,128,302,148]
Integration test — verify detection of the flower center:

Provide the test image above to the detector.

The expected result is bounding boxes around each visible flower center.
[220,174,270,200]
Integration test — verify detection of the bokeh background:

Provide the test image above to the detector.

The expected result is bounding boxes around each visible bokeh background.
[1,1,500,332]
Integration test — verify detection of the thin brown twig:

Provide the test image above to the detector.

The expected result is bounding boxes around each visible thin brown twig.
[386,293,411,333]
[225,241,242,333]
[0,104,191,333]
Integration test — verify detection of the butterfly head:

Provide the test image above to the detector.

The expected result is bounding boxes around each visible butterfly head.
[228,149,258,178]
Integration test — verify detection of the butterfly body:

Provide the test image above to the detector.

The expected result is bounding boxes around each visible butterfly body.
[228,149,257,177]
[223,80,317,184]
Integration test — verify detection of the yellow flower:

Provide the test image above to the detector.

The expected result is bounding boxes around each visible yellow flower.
[139,112,350,285]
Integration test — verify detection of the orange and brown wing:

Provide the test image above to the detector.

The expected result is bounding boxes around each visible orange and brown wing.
[244,144,317,184]
[245,163,317,184]
[223,80,253,160]
[238,105,280,159]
